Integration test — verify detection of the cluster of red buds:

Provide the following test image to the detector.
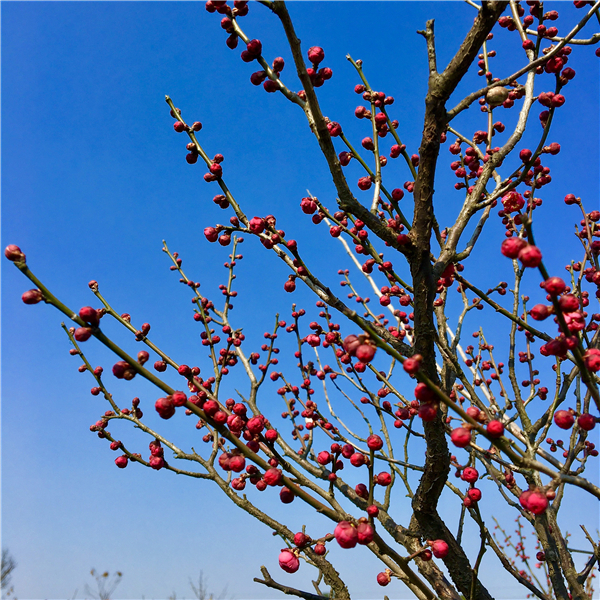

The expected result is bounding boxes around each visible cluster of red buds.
[306,46,331,88]
[450,416,504,448]
[350,84,402,192]
[278,531,331,573]
[205,1,249,51]
[354,87,397,137]
[203,154,224,182]
[501,236,542,269]
[518,488,551,515]
[251,56,284,92]
[455,464,483,508]
[376,540,449,586]
[553,408,597,432]
[279,520,450,578]
[342,333,376,365]
[333,519,375,548]
[518,272,599,360]
[169,105,204,165]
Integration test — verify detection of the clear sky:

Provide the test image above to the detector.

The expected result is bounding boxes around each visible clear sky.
[2,2,599,599]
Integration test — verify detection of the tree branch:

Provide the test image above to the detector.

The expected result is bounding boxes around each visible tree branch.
[254,566,330,600]
[417,20,438,76]
[271,1,410,253]
[447,1,600,120]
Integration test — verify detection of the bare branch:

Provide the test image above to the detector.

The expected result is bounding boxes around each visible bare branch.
[254,566,331,600]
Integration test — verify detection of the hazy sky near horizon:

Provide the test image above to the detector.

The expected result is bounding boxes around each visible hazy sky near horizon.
[2,2,599,599]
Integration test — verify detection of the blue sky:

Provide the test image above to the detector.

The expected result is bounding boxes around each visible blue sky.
[2,2,599,599]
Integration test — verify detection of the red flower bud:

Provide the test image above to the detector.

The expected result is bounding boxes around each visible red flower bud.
[357,176,372,191]
[430,539,449,558]
[501,191,525,213]
[115,455,128,469]
[518,244,542,268]
[376,472,392,486]
[307,46,324,65]
[172,391,187,407]
[554,410,574,429]
[520,489,549,514]
[263,467,283,486]
[350,452,366,467]
[246,39,262,57]
[543,276,566,296]
[250,70,267,86]
[339,151,352,166]
[293,532,311,548]
[204,227,219,242]
[229,455,246,473]
[279,486,295,503]
[529,304,551,321]
[155,396,176,419]
[314,543,326,555]
[317,451,332,465]
[451,427,471,448]
[501,237,527,259]
[149,455,164,470]
[112,361,134,379]
[414,382,436,403]
[300,197,318,214]
[247,415,264,434]
[327,122,342,137]
[265,428,278,442]
[178,364,191,377]
[461,467,479,483]
[22,289,43,305]
[486,420,504,438]
[418,403,438,422]
[578,413,596,431]
[584,349,600,372]
[74,327,92,342]
[403,356,422,374]
[218,452,232,470]
[391,188,404,201]
[390,145,402,159]
[558,294,579,312]
[79,306,100,326]
[357,521,375,545]
[355,343,376,363]
[263,79,278,93]
[367,434,383,451]
[334,521,358,549]
[248,216,265,234]
[5,244,25,262]
[468,487,482,502]
[519,148,532,163]
[355,483,368,499]
[278,549,299,573]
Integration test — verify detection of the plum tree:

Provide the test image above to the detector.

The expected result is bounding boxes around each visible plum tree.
[6,1,600,599]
